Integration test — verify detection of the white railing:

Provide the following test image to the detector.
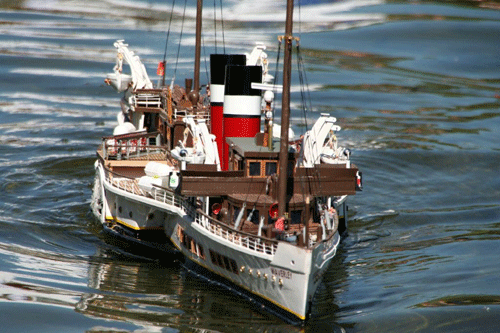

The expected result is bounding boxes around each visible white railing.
[151,185,184,210]
[103,168,278,256]
[110,177,146,196]
[135,92,162,108]
[172,107,211,123]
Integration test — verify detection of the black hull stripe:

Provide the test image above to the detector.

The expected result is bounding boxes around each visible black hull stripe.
[223,114,261,119]
[101,224,180,257]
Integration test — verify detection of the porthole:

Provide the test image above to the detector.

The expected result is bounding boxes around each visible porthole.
[129,211,133,218]
[118,206,122,213]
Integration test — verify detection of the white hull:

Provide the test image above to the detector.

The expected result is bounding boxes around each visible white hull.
[168,213,340,320]
[91,160,342,321]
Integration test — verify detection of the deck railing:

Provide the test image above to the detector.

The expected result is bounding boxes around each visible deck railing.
[135,92,162,108]
[110,177,146,196]
[102,167,278,256]
[101,131,164,160]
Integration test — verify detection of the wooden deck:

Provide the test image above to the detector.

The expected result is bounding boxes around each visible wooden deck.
[97,148,168,161]
[98,148,176,179]
[127,152,168,161]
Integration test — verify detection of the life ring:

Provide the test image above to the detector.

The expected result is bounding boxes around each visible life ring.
[269,203,279,219]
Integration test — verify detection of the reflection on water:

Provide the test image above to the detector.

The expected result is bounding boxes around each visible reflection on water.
[78,253,185,330]
[0,0,24,10]
[78,249,302,331]
[415,294,500,308]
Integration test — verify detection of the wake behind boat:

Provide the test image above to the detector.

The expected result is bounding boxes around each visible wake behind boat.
[91,0,362,324]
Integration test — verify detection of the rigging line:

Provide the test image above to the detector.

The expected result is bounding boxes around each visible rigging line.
[163,0,177,62]
[297,0,302,38]
[219,0,226,54]
[297,6,327,225]
[295,42,324,196]
[294,40,314,209]
[297,44,313,132]
[172,0,188,86]
[296,43,309,132]
[295,0,311,131]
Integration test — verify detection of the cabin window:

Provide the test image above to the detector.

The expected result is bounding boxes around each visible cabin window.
[194,243,202,258]
[190,238,196,254]
[177,226,185,242]
[183,234,190,248]
[232,154,243,171]
[198,246,204,259]
[178,226,205,260]
[265,161,277,176]
[229,259,238,274]
[216,252,224,267]
[209,249,239,275]
[233,206,240,224]
[291,210,302,225]
[247,159,279,177]
[210,250,218,265]
[248,161,261,176]
[246,209,259,224]
[223,256,231,270]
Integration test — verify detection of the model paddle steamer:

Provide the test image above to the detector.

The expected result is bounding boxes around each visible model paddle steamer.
[91,0,362,323]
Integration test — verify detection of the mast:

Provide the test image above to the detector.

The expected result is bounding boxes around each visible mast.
[277,0,294,218]
[189,0,203,107]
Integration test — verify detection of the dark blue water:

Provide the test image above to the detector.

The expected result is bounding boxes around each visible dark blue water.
[1,0,499,332]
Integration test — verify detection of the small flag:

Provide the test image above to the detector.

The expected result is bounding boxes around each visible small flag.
[157,61,165,76]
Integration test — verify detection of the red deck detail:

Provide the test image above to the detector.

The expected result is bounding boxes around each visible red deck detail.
[211,104,224,163]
